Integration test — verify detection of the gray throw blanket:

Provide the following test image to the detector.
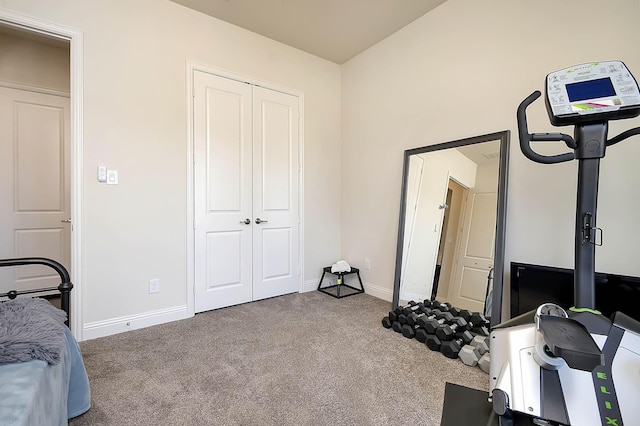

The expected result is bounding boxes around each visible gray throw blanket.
[0,298,68,365]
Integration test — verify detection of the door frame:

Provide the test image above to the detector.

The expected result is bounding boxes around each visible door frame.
[185,62,304,315]
[0,9,84,339]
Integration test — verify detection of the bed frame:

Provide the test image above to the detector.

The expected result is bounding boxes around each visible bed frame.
[0,257,73,326]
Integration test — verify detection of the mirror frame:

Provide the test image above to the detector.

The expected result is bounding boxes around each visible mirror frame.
[391,130,510,325]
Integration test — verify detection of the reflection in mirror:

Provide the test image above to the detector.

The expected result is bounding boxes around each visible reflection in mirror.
[392,131,509,324]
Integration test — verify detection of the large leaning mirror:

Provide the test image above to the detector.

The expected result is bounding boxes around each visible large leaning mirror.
[392,131,510,324]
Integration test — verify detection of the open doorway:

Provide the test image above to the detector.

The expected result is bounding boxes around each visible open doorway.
[0,24,71,295]
[0,11,83,338]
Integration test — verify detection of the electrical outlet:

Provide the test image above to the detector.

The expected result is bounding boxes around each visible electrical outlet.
[149,279,160,294]
[364,259,371,270]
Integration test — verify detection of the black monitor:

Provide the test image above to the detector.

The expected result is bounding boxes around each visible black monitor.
[510,262,640,322]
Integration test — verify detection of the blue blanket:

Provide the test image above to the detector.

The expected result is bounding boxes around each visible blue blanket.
[0,303,91,424]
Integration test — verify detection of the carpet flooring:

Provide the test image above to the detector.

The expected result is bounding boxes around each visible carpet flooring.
[69,292,489,425]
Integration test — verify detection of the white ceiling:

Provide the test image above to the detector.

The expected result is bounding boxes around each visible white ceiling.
[171,0,447,64]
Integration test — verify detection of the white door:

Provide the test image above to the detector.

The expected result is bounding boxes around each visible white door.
[448,191,497,312]
[435,179,466,301]
[193,73,253,312]
[251,86,299,301]
[194,72,299,312]
[0,87,71,293]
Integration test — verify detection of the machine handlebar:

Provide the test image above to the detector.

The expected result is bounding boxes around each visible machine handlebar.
[517,91,576,164]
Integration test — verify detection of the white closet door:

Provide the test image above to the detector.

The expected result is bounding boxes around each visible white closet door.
[0,87,70,293]
[194,72,253,312]
[252,86,299,301]
[194,72,300,312]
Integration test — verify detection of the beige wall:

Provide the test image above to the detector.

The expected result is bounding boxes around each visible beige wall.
[1,0,342,337]
[341,0,640,314]
[4,0,640,336]
[0,31,69,92]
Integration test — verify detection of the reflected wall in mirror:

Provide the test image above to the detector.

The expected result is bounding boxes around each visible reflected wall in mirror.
[392,131,509,323]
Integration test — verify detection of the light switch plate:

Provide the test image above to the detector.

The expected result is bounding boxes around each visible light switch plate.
[149,279,160,294]
[106,169,118,185]
[98,165,107,182]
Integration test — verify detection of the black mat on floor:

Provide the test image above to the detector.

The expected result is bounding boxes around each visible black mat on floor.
[440,382,498,426]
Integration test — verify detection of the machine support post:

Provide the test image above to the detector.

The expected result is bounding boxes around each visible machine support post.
[573,123,607,310]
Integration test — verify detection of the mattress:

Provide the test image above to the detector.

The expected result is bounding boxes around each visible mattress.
[0,327,91,425]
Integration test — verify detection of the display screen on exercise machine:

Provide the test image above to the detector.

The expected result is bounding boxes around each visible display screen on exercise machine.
[545,60,640,125]
[565,78,616,102]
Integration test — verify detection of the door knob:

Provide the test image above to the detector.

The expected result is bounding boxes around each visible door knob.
[61,218,72,223]
[239,218,251,225]
[255,218,268,224]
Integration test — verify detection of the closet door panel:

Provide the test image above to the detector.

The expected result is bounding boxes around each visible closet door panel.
[252,87,299,301]
[194,71,253,312]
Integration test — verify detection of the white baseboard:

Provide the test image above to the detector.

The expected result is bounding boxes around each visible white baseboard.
[302,278,318,293]
[363,281,393,302]
[82,305,192,341]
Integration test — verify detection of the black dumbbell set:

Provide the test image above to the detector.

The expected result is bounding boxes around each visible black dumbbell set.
[381,300,491,373]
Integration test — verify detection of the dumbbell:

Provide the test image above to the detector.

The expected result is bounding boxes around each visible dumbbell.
[402,302,428,316]
[388,310,399,322]
[458,344,483,366]
[421,311,455,335]
[470,311,489,326]
[434,317,470,341]
[381,316,392,329]
[425,334,442,351]
[440,332,475,359]
[401,323,421,339]
[415,328,429,343]
[478,352,491,373]
[391,321,403,333]
[431,300,452,312]
[470,312,490,333]
[449,307,472,322]
[398,305,431,325]
[411,310,450,343]
[402,309,446,339]
[457,337,490,367]
[471,335,490,355]
[393,300,419,315]
[407,307,441,326]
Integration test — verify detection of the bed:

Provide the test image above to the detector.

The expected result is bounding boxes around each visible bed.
[0,258,91,425]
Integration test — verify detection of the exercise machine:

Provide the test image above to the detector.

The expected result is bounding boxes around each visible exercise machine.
[490,61,640,425]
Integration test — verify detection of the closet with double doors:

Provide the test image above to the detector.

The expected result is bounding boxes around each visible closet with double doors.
[193,71,300,312]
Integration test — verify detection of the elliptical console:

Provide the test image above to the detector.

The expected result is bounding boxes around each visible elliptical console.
[546,61,640,126]
[490,61,640,426]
